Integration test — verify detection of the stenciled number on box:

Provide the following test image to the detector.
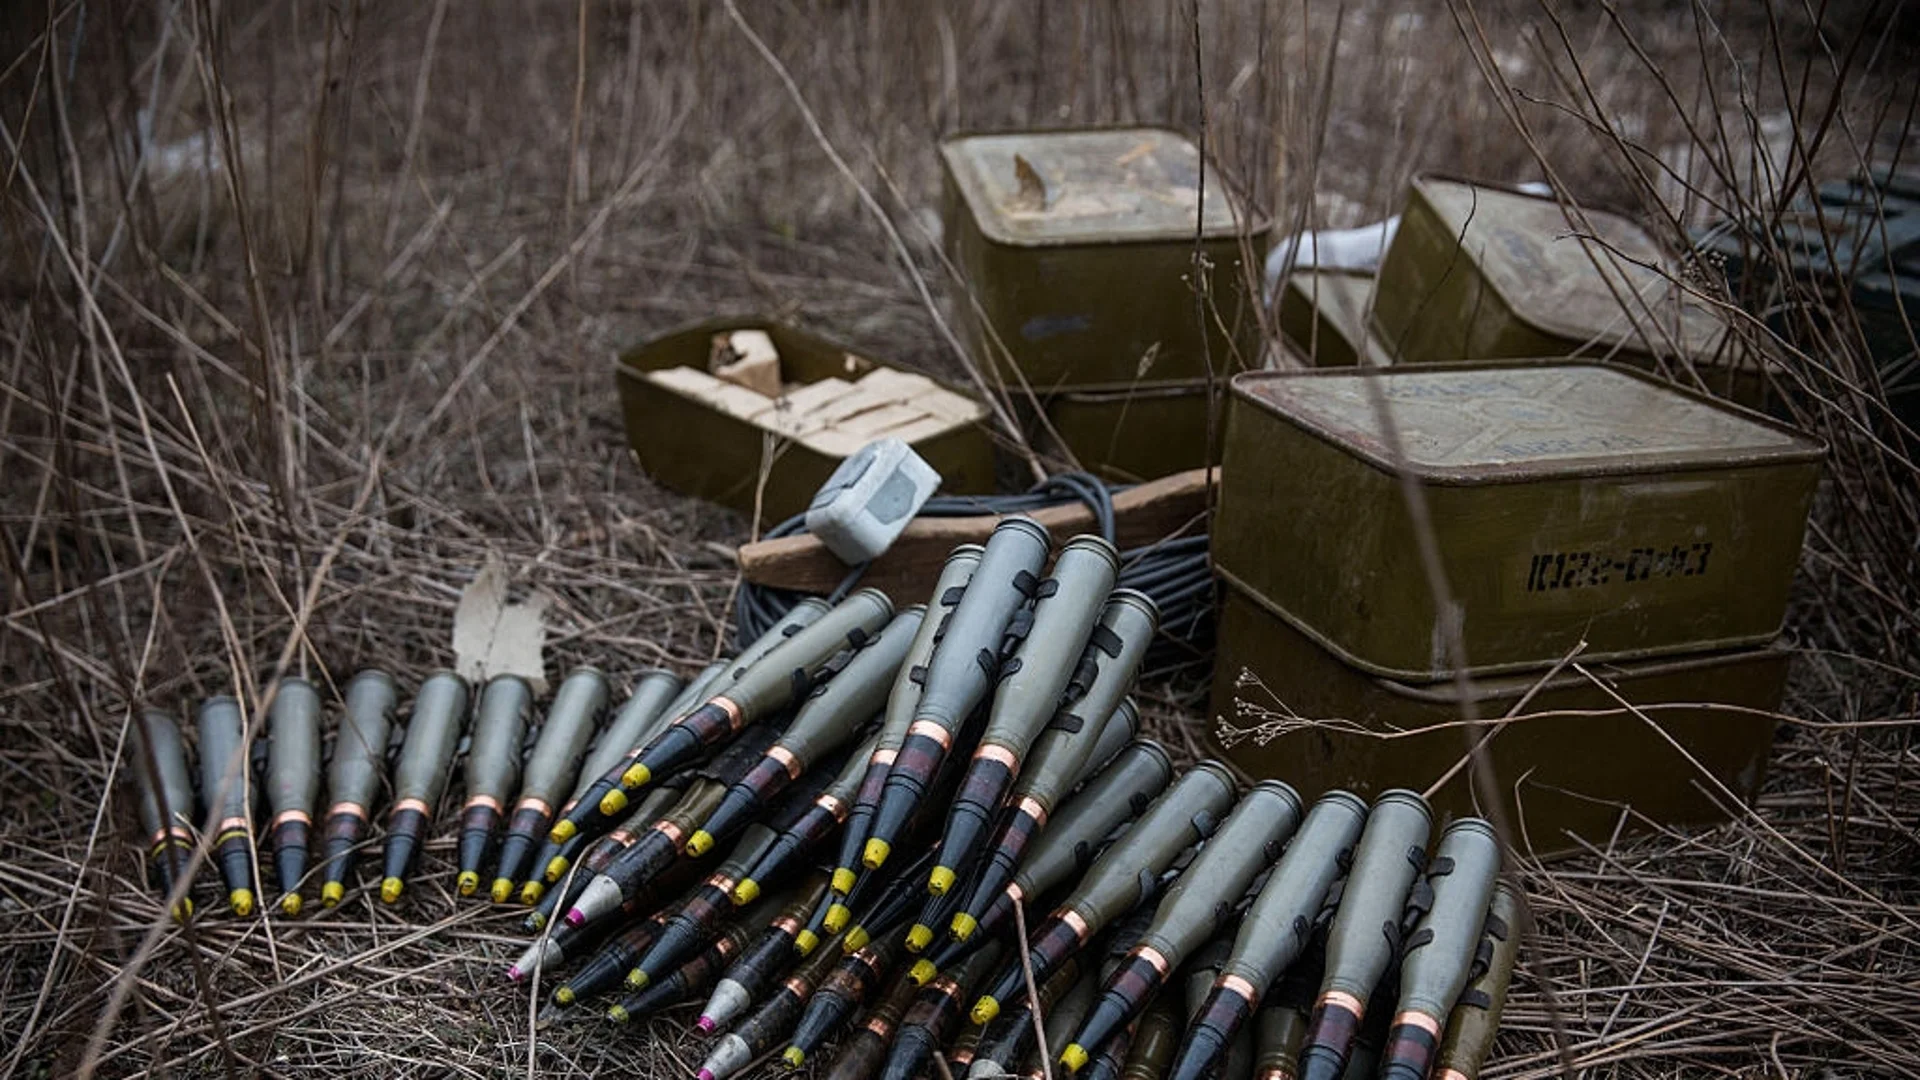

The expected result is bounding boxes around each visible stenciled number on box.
[1525,542,1714,593]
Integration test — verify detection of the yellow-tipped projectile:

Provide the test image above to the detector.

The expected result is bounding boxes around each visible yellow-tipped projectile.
[620,763,651,789]
[229,889,255,916]
[544,856,570,883]
[380,877,404,904]
[906,924,935,953]
[732,878,761,905]
[457,871,481,896]
[783,1048,806,1068]
[843,927,871,954]
[607,1004,630,1024]
[599,789,629,816]
[686,831,714,858]
[549,819,577,843]
[321,881,345,907]
[555,986,575,1005]
[795,929,820,955]
[626,969,650,990]
[1060,1044,1090,1073]
[970,996,1000,1025]
[280,893,303,916]
[909,959,937,986]
[489,878,514,904]
[824,903,853,934]
[171,897,195,922]
[927,865,957,895]
[831,868,857,895]
[861,838,890,870]
[950,911,979,940]
[520,881,545,905]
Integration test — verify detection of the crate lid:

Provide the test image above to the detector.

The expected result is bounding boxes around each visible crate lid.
[1232,362,1823,482]
[1412,176,1731,356]
[941,127,1248,246]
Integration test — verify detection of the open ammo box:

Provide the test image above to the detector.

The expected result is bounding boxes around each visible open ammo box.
[940,126,1269,480]
[1210,362,1824,854]
[615,320,994,521]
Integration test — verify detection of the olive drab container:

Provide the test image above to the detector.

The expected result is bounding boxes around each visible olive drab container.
[615,319,993,520]
[940,127,1270,480]
[1371,175,1769,405]
[1276,269,1390,368]
[1215,364,1823,677]
[1041,380,1222,483]
[1209,362,1821,853]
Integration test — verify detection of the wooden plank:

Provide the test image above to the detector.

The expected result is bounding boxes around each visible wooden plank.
[737,468,1216,601]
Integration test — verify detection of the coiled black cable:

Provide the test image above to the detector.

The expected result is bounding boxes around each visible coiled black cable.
[733,472,1212,675]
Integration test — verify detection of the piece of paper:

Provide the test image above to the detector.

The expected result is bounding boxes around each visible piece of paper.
[452,553,550,694]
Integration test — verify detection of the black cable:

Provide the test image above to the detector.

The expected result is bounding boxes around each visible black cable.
[732,472,1212,674]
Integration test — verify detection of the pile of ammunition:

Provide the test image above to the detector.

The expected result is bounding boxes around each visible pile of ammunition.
[130,516,1521,1078]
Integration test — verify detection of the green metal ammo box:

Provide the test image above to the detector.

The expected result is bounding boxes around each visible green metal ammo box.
[615,319,995,521]
[1212,363,1824,680]
[1041,379,1219,483]
[939,127,1271,390]
[1276,269,1390,368]
[1205,582,1790,855]
[1372,175,1769,403]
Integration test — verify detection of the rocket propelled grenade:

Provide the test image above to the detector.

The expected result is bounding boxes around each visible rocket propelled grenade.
[1169,790,1367,1080]
[945,739,1174,961]
[555,656,732,847]
[867,519,1050,874]
[459,675,533,897]
[828,546,981,918]
[380,671,471,904]
[695,924,851,1080]
[1062,781,1305,1073]
[930,537,1124,896]
[130,709,198,921]
[784,925,908,1067]
[266,678,324,915]
[1432,882,1519,1080]
[971,760,1237,1026]
[319,669,398,907]
[1380,818,1502,1080]
[734,731,876,906]
[880,940,1007,1080]
[197,695,257,916]
[620,590,894,796]
[1296,789,1432,1080]
[698,872,829,1033]
[690,606,921,858]
[491,666,610,900]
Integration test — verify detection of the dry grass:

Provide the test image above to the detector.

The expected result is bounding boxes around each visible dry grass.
[0,1,1915,1078]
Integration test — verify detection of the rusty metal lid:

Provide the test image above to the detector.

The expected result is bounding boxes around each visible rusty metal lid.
[1412,176,1730,355]
[1231,362,1824,482]
[940,127,1248,246]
